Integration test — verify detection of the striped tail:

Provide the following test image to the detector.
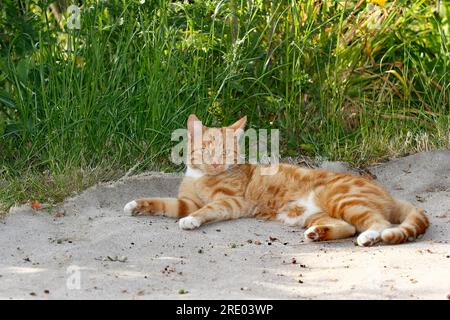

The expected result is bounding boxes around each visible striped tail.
[381,199,429,244]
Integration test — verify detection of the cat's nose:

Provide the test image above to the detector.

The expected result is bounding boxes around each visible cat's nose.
[211,160,220,168]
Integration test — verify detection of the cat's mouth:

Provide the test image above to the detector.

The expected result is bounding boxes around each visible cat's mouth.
[202,164,231,175]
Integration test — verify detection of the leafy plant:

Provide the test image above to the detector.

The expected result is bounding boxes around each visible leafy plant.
[0,0,448,212]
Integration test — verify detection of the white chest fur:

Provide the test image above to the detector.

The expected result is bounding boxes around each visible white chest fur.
[185,166,204,179]
[277,192,322,227]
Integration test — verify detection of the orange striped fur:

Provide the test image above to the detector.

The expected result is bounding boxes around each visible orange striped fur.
[124,115,429,246]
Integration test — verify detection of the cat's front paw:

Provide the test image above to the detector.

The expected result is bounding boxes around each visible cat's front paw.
[124,200,140,216]
[304,226,329,241]
[179,216,201,230]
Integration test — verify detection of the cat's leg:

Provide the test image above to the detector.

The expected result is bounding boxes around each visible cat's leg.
[354,218,391,247]
[337,205,392,246]
[303,213,356,242]
[179,197,254,230]
[124,197,200,218]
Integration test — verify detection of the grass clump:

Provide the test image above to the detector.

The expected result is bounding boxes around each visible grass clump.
[0,0,449,212]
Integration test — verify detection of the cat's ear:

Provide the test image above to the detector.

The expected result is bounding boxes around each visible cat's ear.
[187,114,202,137]
[227,116,247,131]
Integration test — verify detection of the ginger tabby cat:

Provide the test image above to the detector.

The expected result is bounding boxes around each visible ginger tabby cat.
[124,115,429,246]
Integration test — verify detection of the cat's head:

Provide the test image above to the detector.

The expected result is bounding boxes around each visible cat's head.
[187,114,247,175]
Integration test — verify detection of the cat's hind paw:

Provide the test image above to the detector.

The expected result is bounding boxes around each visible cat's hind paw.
[356,230,381,247]
[179,216,201,230]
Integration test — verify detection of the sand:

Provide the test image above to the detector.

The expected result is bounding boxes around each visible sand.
[0,150,449,299]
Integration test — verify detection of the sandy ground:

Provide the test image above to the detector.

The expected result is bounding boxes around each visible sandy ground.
[0,150,449,300]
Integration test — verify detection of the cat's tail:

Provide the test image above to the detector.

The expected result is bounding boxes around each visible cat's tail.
[381,199,429,244]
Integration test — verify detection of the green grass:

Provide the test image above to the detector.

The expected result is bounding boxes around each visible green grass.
[0,0,449,213]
